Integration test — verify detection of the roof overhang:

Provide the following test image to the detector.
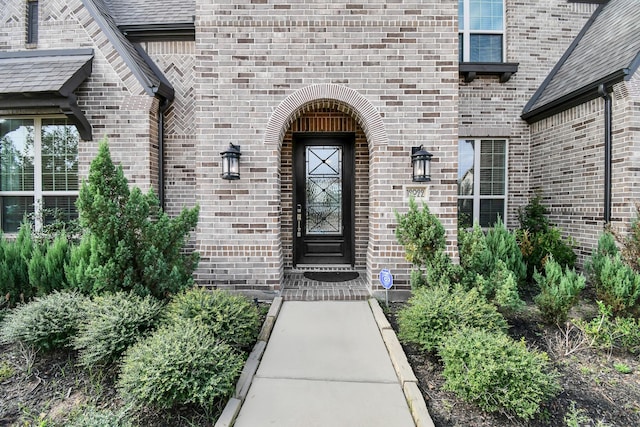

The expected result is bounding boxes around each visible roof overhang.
[521,69,630,124]
[120,22,195,42]
[0,49,94,140]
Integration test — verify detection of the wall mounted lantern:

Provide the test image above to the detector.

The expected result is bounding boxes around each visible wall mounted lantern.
[411,145,433,182]
[221,143,241,180]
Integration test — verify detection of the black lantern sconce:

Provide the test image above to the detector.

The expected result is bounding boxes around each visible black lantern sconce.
[221,143,241,180]
[411,146,433,182]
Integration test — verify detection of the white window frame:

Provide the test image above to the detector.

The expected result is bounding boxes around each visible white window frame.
[459,0,506,62]
[0,116,79,231]
[458,138,508,228]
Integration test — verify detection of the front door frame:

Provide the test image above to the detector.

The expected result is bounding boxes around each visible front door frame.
[293,132,355,266]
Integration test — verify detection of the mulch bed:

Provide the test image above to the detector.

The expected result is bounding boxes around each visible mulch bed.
[386,302,640,427]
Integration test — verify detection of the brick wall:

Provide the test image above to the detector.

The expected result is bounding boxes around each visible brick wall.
[1,0,165,194]
[193,0,459,290]
[459,0,598,228]
[529,80,640,266]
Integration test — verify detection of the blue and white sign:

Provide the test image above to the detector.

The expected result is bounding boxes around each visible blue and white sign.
[379,269,394,290]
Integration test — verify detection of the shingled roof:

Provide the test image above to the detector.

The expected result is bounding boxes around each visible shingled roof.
[0,49,94,140]
[104,0,195,27]
[81,0,175,100]
[522,0,640,123]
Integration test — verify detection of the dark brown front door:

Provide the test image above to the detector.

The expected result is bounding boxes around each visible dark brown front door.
[294,133,354,265]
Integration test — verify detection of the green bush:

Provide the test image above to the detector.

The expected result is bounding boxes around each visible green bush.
[533,257,585,325]
[163,288,260,351]
[517,194,576,282]
[410,250,461,289]
[620,202,640,272]
[480,259,524,312]
[596,254,640,316]
[458,222,493,288]
[0,290,87,350]
[397,284,507,353]
[585,232,619,291]
[67,407,132,427]
[73,292,164,367]
[439,328,561,420]
[576,301,640,355]
[28,233,71,296]
[0,221,34,305]
[74,141,199,299]
[118,319,244,410]
[395,198,446,268]
[485,218,527,287]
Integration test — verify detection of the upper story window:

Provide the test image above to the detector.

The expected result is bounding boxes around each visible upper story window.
[0,117,79,232]
[459,0,505,62]
[26,1,38,44]
[458,139,507,228]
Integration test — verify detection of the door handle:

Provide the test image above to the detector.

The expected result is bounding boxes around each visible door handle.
[296,204,302,237]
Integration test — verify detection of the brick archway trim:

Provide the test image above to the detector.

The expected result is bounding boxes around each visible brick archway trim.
[264,84,388,150]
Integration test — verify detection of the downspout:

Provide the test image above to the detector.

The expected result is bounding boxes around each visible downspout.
[158,98,170,211]
[598,84,612,224]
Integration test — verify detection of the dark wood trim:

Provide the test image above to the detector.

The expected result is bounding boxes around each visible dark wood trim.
[459,62,519,83]
[293,133,355,266]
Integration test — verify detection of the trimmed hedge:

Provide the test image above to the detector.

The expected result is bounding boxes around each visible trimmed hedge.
[397,284,507,353]
[439,328,561,420]
[118,319,244,410]
[163,288,260,350]
[0,291,87,350]
[73,292,164,367]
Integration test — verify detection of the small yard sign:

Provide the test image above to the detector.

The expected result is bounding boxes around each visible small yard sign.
[379,269,393,306]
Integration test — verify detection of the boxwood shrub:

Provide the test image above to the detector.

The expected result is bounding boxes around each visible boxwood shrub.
[73,291,164,367]
[0,290,87,350]
[397,284,508,353]
[118,319,244,410]
[439,328,561,420]
[163,287,260,350]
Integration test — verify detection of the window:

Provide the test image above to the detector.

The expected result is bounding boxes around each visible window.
[459,0,505,62]
[0,118,79,232]
[26,1,38,44]
[458,139,507,228]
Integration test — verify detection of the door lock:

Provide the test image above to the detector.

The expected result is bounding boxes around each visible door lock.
[296,204,302,237]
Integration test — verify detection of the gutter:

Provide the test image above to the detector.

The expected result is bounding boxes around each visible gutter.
[158,98,170,210]
[598,84,612,225]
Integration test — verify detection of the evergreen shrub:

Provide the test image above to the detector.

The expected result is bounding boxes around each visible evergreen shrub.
[73,292,164,367]
[485,218,527,287]
[395,198,445,271]
[397,284,507,353]
[73,141,199,299]
[163,288,260,351]
[118,319,244,410]
[439,328,561,420]
[517,193,576,281]
[533,257,585,325]
[0,290,87,350]
[596,254,640,316]
[28,233,71,296]
[0,221,34,305]
[584,232,618,290]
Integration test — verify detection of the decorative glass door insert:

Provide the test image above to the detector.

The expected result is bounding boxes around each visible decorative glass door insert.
[305,146,342,235]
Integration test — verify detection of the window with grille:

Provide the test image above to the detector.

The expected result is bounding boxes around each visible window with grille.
[0,117,79,232]
[458,139,507,228]
[459,0,505,62]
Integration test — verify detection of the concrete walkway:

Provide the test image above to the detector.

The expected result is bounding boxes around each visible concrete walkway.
[232,301,418,427]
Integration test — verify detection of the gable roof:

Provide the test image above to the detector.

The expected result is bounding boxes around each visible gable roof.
[522,0,640,123]
[81,0,175,100]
